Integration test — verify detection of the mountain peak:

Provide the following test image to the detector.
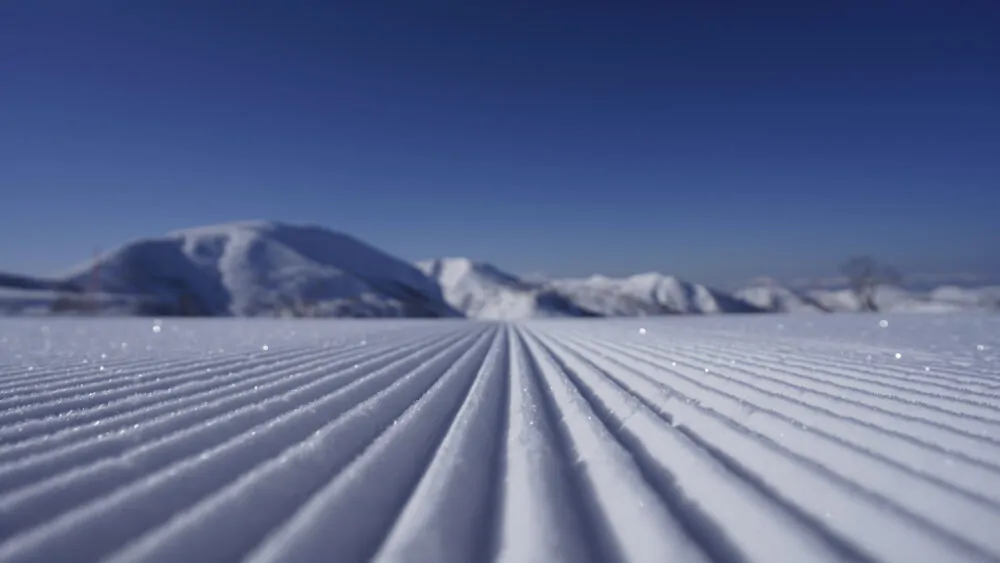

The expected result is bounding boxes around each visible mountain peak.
[166,220,357,241]
[62,221,459,318]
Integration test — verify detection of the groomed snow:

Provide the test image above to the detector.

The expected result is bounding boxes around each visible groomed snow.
[0,314,998,562]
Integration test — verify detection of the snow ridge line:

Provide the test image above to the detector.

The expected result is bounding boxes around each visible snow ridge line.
[658,341,1000,426]
[0,347,214,384]
[0,335,435,446]
[243,326,502,563]
[0,317,997,563]
[0,353,220,392]
[370,325,510,563]
[544,328,1000,562]
[0,322,456,391]
[687,341,1000,399]
[560,330,1000,506]
[491,325,598,563]
[0,332,389,391]
[0,328,483,560]
[595,335,1000,472]
[0,329,461,489]
[0,324,462,403]
[0,339,386,413]
[524,327,864,563]
[0,327,456,444]
[106,326,501,563]
[514,326,712,563]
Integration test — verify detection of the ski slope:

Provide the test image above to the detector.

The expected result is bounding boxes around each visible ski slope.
[0,314,998,563]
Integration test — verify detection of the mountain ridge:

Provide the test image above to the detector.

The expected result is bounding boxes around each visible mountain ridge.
[418,258,766,318]
[1,220,996,317]
[54,221,460,317]
[415,257,599,319]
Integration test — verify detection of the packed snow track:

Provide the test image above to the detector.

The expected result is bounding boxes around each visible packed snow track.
[1,315,998,563]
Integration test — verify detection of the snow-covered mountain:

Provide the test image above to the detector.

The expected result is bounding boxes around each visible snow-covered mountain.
[734,283,829,313]
[809,286,964,313]
[58,221,460,317]
[416,258,597,319]
[548,272,764,316]
[734,283,948,314]
[418,260,766,319]
[0,271,80,293]
[929,285,1000,310]
[4,220,996,319]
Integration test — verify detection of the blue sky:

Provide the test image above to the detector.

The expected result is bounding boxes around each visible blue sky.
[1,1,997,287]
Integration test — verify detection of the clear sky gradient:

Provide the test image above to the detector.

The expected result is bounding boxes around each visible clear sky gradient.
[2,1,998,287]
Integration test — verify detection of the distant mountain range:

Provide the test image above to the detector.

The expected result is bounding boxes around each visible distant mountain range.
[415,258,764,319]
[1,222,458,318]
[415,258,600,319]
[1,221,997,318]
[735,280,1000,314]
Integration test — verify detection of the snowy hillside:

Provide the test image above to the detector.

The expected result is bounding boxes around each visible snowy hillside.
[0,272,80,293]
[61,221,459,318]
[0,288,61,316]
[804,285,999,313]
[732,281,1000,314]
[550,272,764,316]
[418,260,763,319]
[416,258,596,319]
[734,283,829,313]
[930,285,1000,310]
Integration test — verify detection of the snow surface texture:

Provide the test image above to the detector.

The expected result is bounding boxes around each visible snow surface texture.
[1,315,999,562]
[61,221,459,318]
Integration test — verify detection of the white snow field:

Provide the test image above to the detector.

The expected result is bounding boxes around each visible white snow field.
[0,314,998,563]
